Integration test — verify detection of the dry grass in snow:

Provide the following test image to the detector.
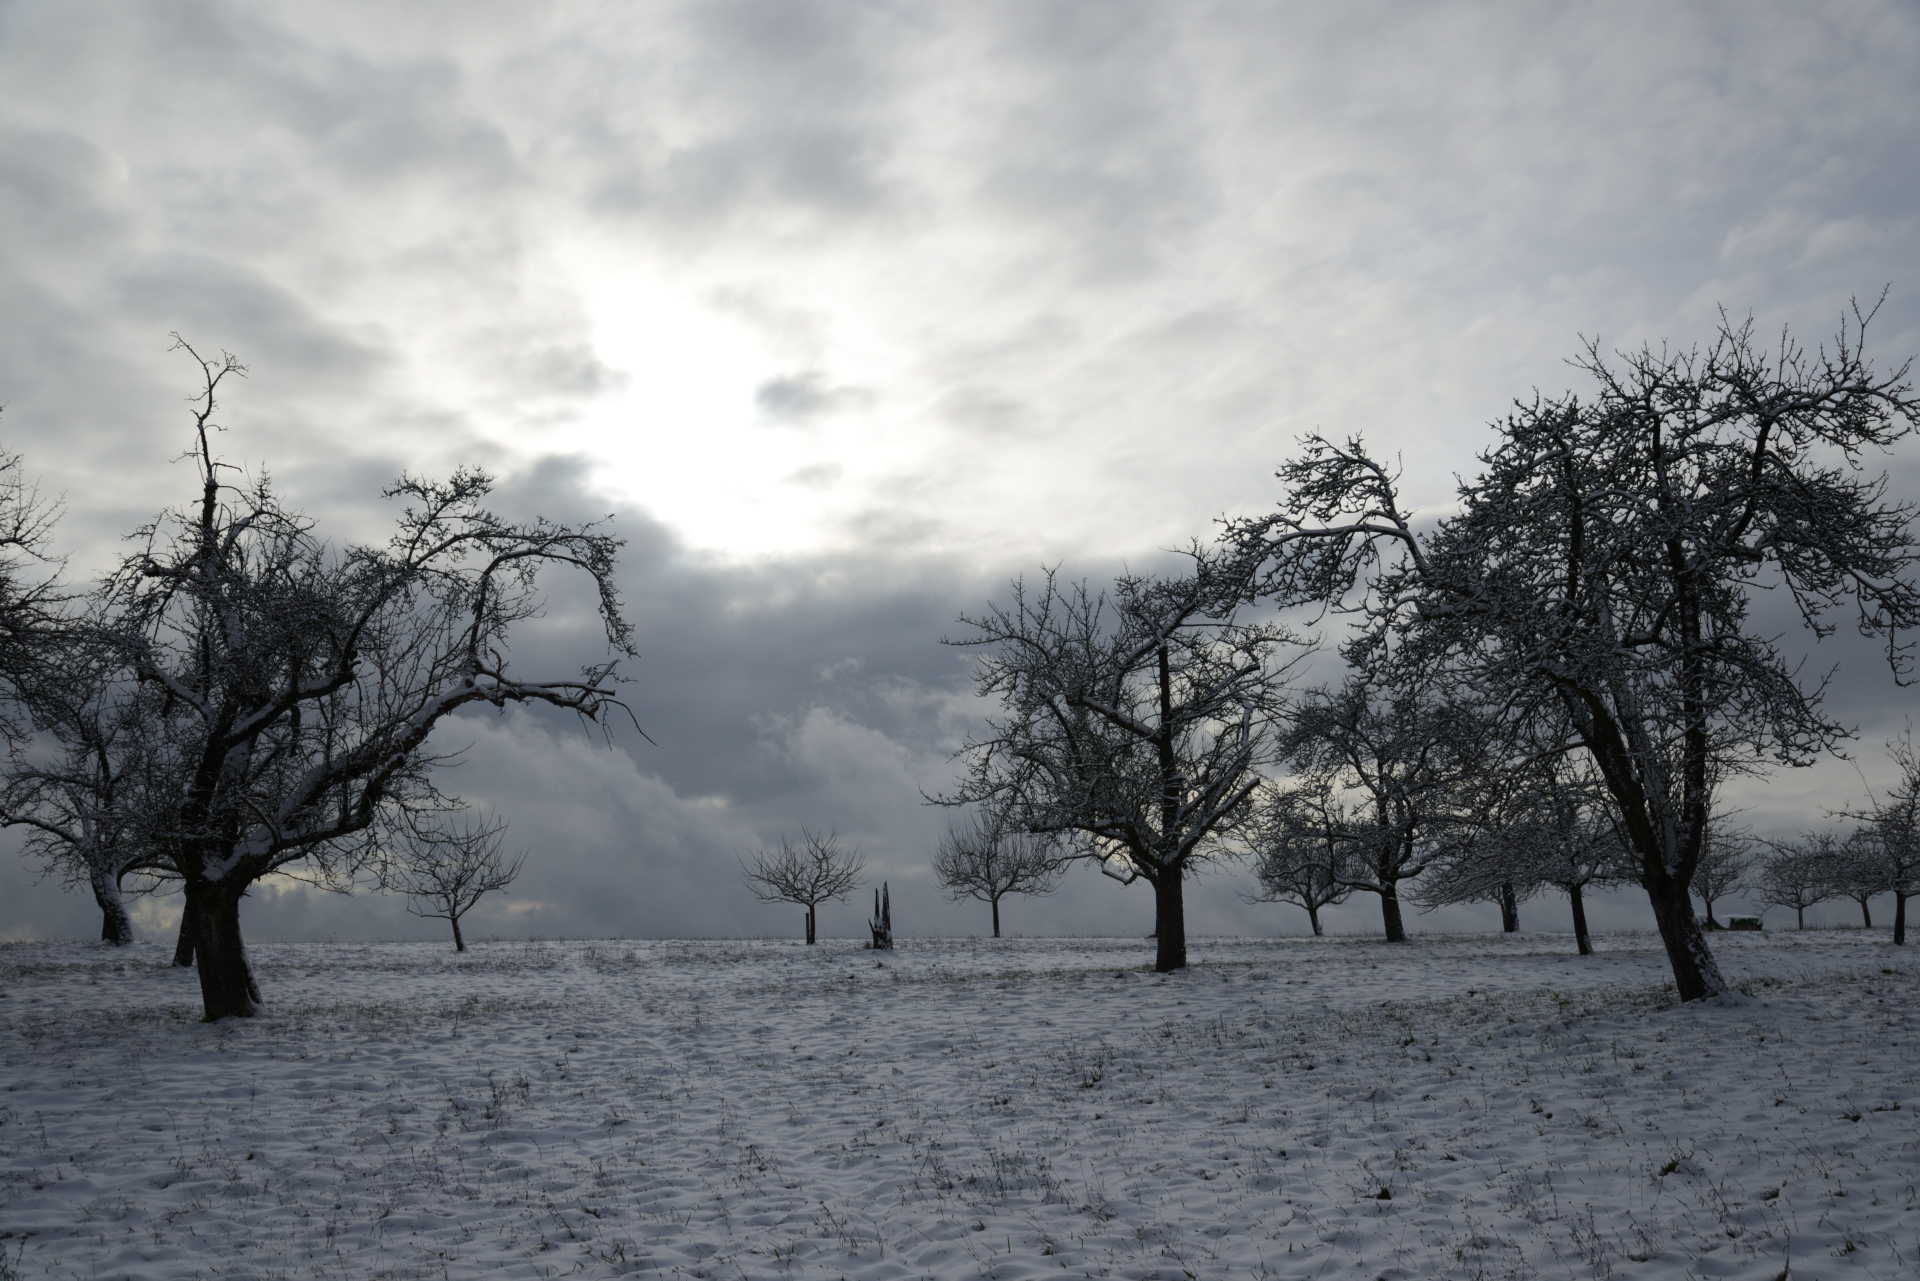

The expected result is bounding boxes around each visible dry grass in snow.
[1,930,1915,1280]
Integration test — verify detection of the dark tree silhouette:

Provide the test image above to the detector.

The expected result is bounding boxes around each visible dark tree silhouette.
[96,342,634,1019]
[741,827,864,943]
[945,555,1305,971]
[385,810,523,952]
[931,811,1063,938]
[1756,834,1842,929]
[1244,781,1353,936]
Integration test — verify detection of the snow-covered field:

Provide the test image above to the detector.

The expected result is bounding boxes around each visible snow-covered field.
[1,931,1915,1281]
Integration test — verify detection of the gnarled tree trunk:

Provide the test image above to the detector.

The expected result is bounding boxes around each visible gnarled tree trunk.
[1378,882,1407,943]
[172,894,199,968]
[186,878,262,1020]
[1569,883,1593,956]
[91,868,135,946]
[1152,872,1187,972]
[1646,875,1725,1001]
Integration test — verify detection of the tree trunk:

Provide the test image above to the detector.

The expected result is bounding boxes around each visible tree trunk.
[1701,894,1720,930]
[1857,896,1872,929]
[1152,873,1187,972]
[805,904,816,945]
[172,894,199,968]
[451,913,466,953]
[1378,882,1407,943]
[1797,905,1806,930]
[1307,903,1323,937]
[1498,882,1519,933]
[1645,876,1726,1001]
[91,868,135,946]
[1569,883,1592,956]
[991,895,1001,939]
[187,878,261,1020]
[1895,892,1908,945]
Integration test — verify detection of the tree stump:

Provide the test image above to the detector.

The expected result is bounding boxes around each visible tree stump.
[868,882,893,950]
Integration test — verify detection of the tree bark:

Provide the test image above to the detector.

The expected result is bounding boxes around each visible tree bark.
[1378,882,1407,943]
[91,868,135,946]
[805,904,816,945]
[1569,883,1592,956]
[1152,872,1187,972]
[1895,892,1908,945]
[1498,882,1519,933]
[1307,904,1323,937]
[451,913,466,953]
[187,878,261,1020]
[1856,897,1873,929]
[991,896,1001,939]
[1646,876,1726,1001]
[1797,905,1806,930]
[172,894,199,968]
[1700,894,1721,930]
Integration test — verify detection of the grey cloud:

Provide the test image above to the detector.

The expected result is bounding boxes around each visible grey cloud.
[754,371,869,422]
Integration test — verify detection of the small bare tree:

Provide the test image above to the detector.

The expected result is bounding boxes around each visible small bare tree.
[1692,818,1754,930]
[931,811,1063,938]
[741,827,864,943]
[1244,781,1352,936]
[1834,727,1920,943]
[384,811,523,952]
[1756,834,1842,929]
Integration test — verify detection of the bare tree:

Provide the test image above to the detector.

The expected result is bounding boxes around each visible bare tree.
[1226,304,1920,1000]
[1827,829,1884,929]
[741,827,864,943]
[1756,834,1842,929]
[384,810,523,952]
[1244,781,1353,936]
[1281,665,1487,942]
[1,641,176,944]
[1691,817,1754,930]
[88,342,634,1020]
[1835,727,1920,943]
[1419,753,1627,955]
[944,554,1306,971]
[931,811,1063,938]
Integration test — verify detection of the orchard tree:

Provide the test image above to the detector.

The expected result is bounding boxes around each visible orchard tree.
[0,648,173,945]
[1244,780,1353,936]
[1756,834,1842,929]
[1419,754,1626,954]
[1835,727,1920,943]
[1692,817,1755,930]
[1830,829,1884,929]
[945,555,1306,971]
[384,809,523,952]
[931,810,1063,938]
[1281,664,1487,942]
[741,827,863,943]
[99,343,635,1020]
[1227,304,1920,1000]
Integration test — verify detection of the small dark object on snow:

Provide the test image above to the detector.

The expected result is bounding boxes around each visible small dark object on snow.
[1375,1187,1392,1200]
[868,881,893,950]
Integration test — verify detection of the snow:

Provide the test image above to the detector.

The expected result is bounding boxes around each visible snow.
[1,930,1915,1280]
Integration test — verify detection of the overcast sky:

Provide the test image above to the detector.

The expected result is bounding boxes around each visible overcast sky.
[4,1,1919,946]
